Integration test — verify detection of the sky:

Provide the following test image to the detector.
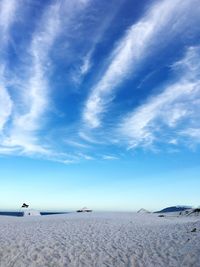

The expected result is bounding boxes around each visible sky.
[0,0,200,211]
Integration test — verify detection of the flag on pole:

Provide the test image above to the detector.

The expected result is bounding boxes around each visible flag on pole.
[21,203,29,208]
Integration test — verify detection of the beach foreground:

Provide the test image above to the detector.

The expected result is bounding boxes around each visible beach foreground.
[0,212,199,267]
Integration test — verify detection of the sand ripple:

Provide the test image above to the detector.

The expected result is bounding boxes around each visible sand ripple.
[0,212,199,267]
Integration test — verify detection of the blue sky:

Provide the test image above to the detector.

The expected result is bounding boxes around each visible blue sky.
[0,0,200,211]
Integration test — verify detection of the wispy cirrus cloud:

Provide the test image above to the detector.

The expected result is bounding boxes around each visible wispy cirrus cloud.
[0,0,18,43]
[14,3,61,131]
[3,2,62,155]
[2,0,91,156]
[102,155,119,160]
[118,46,200,149]
[72,1,123,86]
[180,128,200,142]
[0,0,199,164]
[0,0,94,163]
[72,52,93,86]
[0,67,12,132]
[83,0,200,129]
[0,0,19,132]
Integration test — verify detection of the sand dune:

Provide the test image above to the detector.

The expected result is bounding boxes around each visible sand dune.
[0,212,199,267]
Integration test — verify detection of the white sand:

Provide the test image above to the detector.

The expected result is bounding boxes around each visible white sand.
[0,212,199,267]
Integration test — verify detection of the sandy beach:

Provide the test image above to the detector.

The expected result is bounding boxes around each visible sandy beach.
[0,212,199,267]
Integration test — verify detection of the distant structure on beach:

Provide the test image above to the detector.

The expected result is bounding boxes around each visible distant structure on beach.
[22,209,41,216]
[76,207,92,212]
[21,203,29,208]
[20,203,41,216]
[137,208,150,214]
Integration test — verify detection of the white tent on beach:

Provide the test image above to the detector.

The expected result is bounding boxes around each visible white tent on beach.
[21,203,41,216]
[22,209,41,216]
[137,208,150,214]
[76,207,92,212]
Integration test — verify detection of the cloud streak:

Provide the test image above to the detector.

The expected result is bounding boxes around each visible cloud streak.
[72,1,122,85]
[0,0,199,164]
[3,0,91,156]
[118,46,200,149]
[15,3,61,131]
[0,0,18,43]
[0,0,19,132]
[0,68,12,132]
[83,0,199,128]
[0,0,93,162]
[2,2,62,155]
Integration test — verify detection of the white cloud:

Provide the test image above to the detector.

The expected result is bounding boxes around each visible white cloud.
[0,71,12,132]
[118,46,200,149]
[0,0,199,163]
[79,131,102,144]
[1,2,62,156]
[80,52,92,76]
[168,139,178,145]
[77,152,94,160]
[102,155,119,160]
[0,0,19,133]
[13,3,61,133]
[72,52,93,85]
[0,0,92,161]
[64,139,91,149]
[83,0,199,128]
[180,128,200,141]
[0,0,18,42]
[72,2,121,85]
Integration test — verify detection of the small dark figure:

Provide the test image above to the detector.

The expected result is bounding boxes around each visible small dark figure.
[191,228,197,232]
[21,203,29,208]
